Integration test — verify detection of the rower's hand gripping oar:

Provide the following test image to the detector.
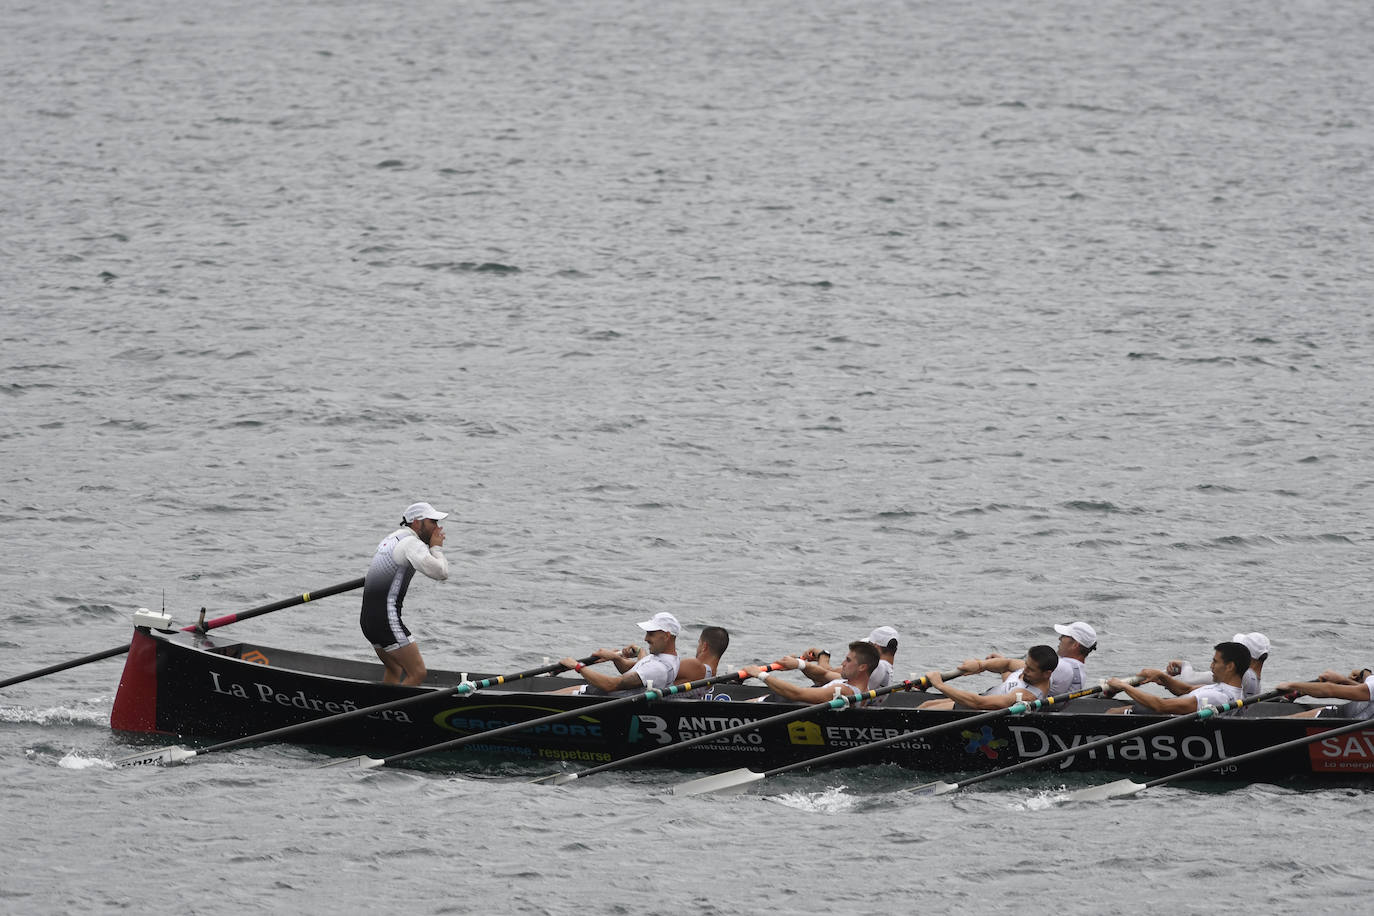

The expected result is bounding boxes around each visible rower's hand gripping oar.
[0,577,366,691]
[334,663,789,770]
[112,654,605,768]
[537,668,969,787]
[1061,690,1336,802]
[674,676,1109,797]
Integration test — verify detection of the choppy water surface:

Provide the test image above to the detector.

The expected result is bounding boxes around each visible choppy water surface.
[4,0,1374,912]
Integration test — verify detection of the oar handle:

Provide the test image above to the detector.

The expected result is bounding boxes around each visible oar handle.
[380,662,778,767]
[185,577,366,633]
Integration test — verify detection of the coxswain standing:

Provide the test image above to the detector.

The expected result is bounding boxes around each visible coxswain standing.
[359,501,450,686]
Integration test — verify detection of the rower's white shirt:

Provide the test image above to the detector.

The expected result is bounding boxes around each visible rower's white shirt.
[1337,675,1374,720]
[628,652,680,691]
[1174,662,1262,698]
[1187,681,1243,711]
[819,677,861,698]
[985,671,1045,702]
[390,528,449,580]
[867,659,893,693]
[1050,657,1087,695]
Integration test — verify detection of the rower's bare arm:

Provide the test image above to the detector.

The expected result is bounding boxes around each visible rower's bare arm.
[1109,679,1195,714]
[591,646,640,673]
[978,654,1024,676]
[795,657,839,685]
[1278,681,1369,702]
[757,672,850,703]
[1313,669,1362,686]
[1151,670,1198,697]
[932,682,1016,711]
[577,665,642,694]
[781,656,825,686]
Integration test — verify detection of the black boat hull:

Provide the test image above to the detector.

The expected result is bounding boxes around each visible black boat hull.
[111,628,1374,782]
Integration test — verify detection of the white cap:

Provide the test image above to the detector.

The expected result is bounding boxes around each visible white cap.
[1233,632,1270,659]
[637,612,681,636]
[1053,621,1098,649]
[866,626,899,647]
[403,502,448,523]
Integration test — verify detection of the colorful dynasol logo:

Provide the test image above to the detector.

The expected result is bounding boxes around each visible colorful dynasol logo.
[788,721,825,746]
[962,725,1008,759]
[241,650,269,666]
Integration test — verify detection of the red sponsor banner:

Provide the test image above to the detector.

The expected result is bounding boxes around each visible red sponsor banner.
[1306,726,1374,772]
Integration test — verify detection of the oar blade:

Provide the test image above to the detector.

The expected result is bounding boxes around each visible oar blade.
[526,772,571,786]
[318,754,385,770]
[673,767,766,796]
[906,779,960,797]
[1062,778,1145,803]
[114,746,198,768]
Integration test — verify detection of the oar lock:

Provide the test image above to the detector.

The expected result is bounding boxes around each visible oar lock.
[132,607,173,631]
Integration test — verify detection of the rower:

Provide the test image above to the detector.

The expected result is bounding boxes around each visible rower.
[557,612,682,696]
[919,645,1058,710]
[742,641,878,703]
[1106,641,1251,714]
[675,626,729,683]
[1165,632,1270,698]
[673,626,730,698]
[976,621,1096,695]
[797,625,899,693]
[359,501,450,686]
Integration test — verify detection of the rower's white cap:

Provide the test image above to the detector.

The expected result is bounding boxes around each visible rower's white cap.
[1233,632,1270,659]
[403,502,448,523]
[1054,621,1098,649]
[866,626,899,647]
[638,612,681,636]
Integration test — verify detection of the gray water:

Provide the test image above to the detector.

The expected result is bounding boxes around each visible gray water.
[4,0,1374,912]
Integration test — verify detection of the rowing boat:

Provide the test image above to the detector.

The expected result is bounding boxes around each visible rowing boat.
[111,623,1374,781]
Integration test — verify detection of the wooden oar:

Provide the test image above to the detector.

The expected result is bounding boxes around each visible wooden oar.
[113,653,604,767]
[331,663,787,770]
[1064,703,1370,802]
[0,577,365,690]
[911,687,1287,797]
[535,669,967,787]
[674,678,1109,796]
